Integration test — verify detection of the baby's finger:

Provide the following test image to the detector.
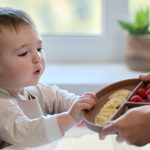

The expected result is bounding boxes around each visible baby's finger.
[80,97,96,106]
[82,92,97,99]
[79,102,93,110]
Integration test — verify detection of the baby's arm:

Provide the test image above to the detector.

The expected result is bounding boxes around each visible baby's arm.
[0,100,63,148]
[57,92,96,134]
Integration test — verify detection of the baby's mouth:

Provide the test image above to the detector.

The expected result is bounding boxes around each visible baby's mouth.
[34,69,41,74]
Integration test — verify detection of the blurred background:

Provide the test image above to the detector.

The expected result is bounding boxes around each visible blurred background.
[1,0,150,94]
[1,1,150,150]
[0,0,150,63]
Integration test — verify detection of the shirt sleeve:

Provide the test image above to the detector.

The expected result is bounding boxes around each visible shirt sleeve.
[35,83,79,114]
[0,99,63,148]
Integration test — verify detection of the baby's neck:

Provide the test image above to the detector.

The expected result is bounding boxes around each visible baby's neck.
[9,89,25,97]
[0,86,24,97]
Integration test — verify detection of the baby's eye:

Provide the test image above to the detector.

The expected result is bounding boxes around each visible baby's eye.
[18,51,28,57]
[37,48,43,52]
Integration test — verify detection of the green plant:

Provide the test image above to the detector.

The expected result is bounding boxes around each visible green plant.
[118,8,150,35]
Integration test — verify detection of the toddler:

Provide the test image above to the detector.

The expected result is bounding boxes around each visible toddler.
[0,7,96,149]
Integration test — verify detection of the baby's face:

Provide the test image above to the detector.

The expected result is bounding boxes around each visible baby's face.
[0,25,46,89]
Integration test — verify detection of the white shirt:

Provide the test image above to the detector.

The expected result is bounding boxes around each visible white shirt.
[0,83,78,148]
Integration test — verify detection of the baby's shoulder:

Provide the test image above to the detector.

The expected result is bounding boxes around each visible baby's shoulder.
[26,83,60,97]
[0,96,19,110]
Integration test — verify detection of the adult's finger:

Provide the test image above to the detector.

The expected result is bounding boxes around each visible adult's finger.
[99,122,118,140]
[116,132,124,143]
[139,74,150,81]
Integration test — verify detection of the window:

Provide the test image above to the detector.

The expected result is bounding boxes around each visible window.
[0,0,129,63]
[0,0,102,35]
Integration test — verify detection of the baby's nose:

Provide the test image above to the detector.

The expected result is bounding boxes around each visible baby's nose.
[32,51,41,63]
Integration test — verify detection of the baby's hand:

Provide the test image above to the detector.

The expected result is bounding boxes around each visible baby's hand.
[139,73,150,81]
[69,92,96,122]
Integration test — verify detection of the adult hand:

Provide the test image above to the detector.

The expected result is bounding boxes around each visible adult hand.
[99,105,150,146]
[139,73,150,81]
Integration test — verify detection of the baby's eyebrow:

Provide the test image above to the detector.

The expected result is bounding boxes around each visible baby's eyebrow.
[14,40,43,52]
[14,44,28,52]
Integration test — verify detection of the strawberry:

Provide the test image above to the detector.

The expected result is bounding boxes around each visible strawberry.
[146,83,150,89]
[136,88,146,98]
[147,95,150,103]
[130,95,144,102]
[145,89,150,97]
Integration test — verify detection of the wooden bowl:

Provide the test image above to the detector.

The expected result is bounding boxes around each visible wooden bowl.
[82,78,142,132]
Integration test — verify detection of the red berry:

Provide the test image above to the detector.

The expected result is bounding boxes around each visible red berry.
[145,89,150,97]
[147,95,150,103]
[136,88,146,98]
[146,83,150,89]
[130,95,144,102]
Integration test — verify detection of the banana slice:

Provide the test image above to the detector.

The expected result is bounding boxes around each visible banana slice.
[100,108,116,114]
[95,104,117,125]
[110,98,124,106]
[95,115,108,125]
[103,102,117,109]
[95,89,131,126]
[109,89,131,100]
[110,96,126,101]
[100,112,114,118]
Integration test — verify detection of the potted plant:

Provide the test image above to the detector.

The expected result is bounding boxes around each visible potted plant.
[118,8,150,71]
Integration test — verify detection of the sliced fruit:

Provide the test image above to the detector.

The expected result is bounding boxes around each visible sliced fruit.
[95,115,107,125]
[130,95,144,102]
[136,88,146,98]
[146,83,150,89]
[103,102,116,109]
[100,108,116,113]
[146,89,150,97]
[109,89,131,100]
[110,98,125,106]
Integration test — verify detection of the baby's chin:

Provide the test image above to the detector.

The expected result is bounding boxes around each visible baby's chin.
[27,80,40,87]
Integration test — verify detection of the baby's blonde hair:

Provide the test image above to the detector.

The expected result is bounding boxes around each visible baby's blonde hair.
[0,7,35,33]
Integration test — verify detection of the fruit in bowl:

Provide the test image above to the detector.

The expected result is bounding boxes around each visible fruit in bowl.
[81,78,141,132]
[95,89,131,126]
[129,82,150,103]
